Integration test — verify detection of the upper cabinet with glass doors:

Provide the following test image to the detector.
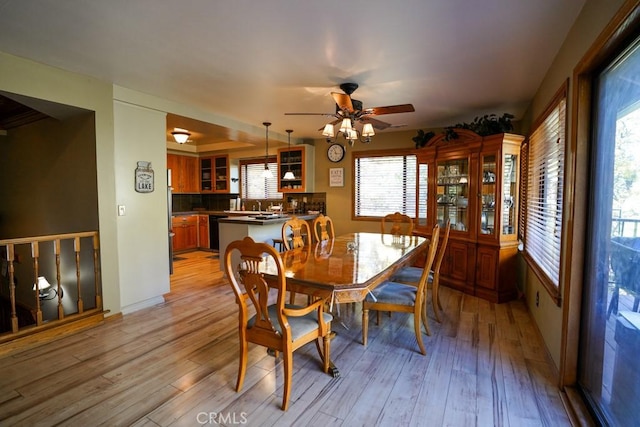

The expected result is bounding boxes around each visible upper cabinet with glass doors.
[416,129,524,303]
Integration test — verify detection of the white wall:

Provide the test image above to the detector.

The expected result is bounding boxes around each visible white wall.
[0,51,122,316]
[113,101,170,313]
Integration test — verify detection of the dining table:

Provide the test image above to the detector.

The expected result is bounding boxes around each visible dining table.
[261,231,429,376]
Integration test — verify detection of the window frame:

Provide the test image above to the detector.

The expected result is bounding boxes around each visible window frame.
[521,81,568,305]
[352,149,417,220]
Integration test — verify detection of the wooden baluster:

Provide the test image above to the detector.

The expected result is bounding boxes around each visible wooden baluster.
[7,244,19,333]
[32,241,43,325]
[93,233,102,310]
[54,239,65,319]
[74,237,83,313]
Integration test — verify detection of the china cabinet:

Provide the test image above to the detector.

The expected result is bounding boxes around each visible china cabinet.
[415,129,524,302]
[277,145,315,193]
[200,155,229,193]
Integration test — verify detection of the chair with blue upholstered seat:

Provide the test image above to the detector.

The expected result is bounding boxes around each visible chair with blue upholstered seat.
[391,219,451,322]
[362,223,440,355]
[223,236,332,411]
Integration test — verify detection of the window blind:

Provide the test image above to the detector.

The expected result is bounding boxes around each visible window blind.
[524,91,566,288]
[354,154,417,217]
[240,157,283,200]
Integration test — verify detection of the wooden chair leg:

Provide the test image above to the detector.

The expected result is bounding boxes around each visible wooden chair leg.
[415,311,427,355]
[236,338,248,392]
[281,350,293,411]
[432,279,442,323]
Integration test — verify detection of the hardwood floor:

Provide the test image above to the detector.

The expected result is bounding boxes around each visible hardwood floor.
[0,250,571,426]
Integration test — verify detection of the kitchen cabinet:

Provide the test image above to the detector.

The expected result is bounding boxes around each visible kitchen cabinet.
[415,130,524,303]
[200,155,229,193]
[198,215,209,249]
[171,215,198,252]
[277,145,315,193]
[167,153,198,193]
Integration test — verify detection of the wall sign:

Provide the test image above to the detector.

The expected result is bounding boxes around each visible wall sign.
[135,161,154,193]
[329,167,344,187]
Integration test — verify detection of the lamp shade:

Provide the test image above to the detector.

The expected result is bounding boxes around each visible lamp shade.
[339,118,352,133]
[362,123,375,137]
[322,124,335,138]
[283,171,295,180]
[171,131,190,144]
[33,276,51,291]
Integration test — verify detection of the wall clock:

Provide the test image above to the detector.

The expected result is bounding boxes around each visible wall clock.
[327,143,345,163]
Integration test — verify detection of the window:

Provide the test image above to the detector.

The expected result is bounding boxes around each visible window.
[522,82,566,301]
[240,157,283,200]
[354,152,417,218]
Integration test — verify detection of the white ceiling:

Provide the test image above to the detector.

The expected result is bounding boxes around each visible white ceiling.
[0,0,586,149]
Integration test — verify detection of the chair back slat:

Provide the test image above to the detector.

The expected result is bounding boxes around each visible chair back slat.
[313,214,335,242]
[433,219,451,274]
[282,216,311,250]
[416,224,440,293]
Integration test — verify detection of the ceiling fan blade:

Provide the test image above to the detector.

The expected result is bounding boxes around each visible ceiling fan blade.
[365,104,415,116]
[284,112,336,116]
[331,92,354,113]
[360,116,392,130]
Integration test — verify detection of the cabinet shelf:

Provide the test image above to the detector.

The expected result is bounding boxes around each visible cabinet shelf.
[277,145,314,192]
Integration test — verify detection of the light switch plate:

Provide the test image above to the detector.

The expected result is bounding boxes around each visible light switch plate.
[118,205,126,216]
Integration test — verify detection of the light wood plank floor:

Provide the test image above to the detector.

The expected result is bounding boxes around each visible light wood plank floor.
[0,251,571,426]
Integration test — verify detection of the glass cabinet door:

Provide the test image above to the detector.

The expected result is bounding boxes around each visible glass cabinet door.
[481,154,497,235]
[502,153,518,236]
[436,159,469,231]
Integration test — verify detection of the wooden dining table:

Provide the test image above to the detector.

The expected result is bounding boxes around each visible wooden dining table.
[261,232,428,376]
[262,232,428,309]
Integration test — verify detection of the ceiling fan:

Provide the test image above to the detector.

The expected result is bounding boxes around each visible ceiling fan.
[285,82,415,133]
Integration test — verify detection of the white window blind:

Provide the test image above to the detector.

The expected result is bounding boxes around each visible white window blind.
[524,90,566,288]
[354,154,417,217]
[240,158,283,200]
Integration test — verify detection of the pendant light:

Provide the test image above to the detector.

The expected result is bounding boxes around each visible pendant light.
[283,129,296,180]
[262,122,272,178]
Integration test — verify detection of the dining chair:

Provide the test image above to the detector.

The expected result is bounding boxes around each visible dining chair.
[282,216,311,304]
[223,236,332,411]
[312,214,335,243]
[362,223,440,355]
[381,212,414,236]
[390,219,451,322]
[282,216,311,250]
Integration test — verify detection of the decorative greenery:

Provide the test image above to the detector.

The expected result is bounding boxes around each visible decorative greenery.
[413,113,515,146]
[412,129,435,148]
[444,113,514,141]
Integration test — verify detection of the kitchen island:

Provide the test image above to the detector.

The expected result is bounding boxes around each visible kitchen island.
[218,213,318,270]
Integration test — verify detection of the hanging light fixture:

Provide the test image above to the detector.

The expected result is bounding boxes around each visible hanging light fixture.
[171,130,191,144]
[322,118,375,145]
[283,129,296,180]
[262,122,272,178]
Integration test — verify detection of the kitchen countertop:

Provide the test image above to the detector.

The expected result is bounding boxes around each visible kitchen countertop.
[218,213,317,225]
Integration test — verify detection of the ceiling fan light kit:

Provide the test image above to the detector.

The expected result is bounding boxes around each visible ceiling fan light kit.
[285,82,413,146]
